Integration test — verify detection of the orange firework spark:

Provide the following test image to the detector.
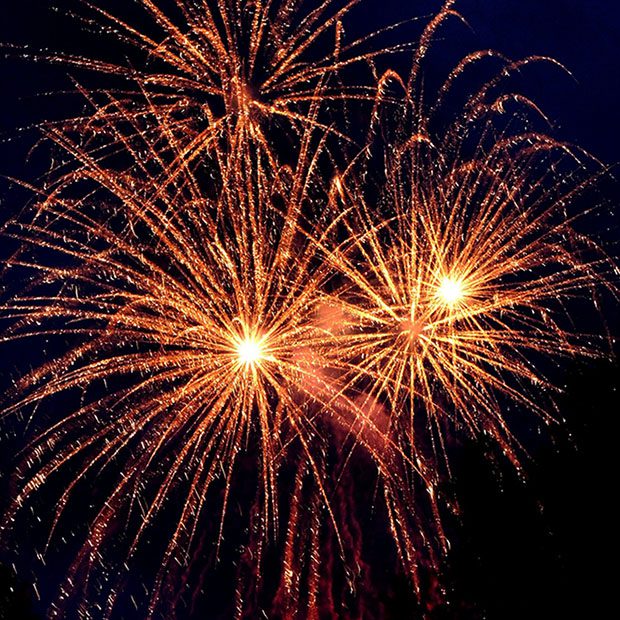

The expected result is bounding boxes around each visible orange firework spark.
[1,129,308,613]
[19,0,411,174]
[321,130,613,470]
[0,0,616,618]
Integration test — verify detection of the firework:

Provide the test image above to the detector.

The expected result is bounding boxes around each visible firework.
[321,130,612,470]
[319,6,615,459]
[1,112,420,616]
[305,0,616,591]
[1,117,316,614]
[0,1,615,618]
[19,0,412,176]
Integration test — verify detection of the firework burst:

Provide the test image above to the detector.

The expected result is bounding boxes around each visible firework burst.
[321,130,612,473]
[16,0,412,175]
[1,117,329,615]
[304,0,616,591]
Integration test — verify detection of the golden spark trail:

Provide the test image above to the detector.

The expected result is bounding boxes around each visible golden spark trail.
[21,0,413,176]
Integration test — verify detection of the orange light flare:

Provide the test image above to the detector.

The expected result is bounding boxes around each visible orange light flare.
[432,271,484,331]
[436,274,467,309]
[233,328,269,370]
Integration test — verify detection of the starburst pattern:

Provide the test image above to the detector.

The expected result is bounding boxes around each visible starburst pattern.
[320,123,613,476]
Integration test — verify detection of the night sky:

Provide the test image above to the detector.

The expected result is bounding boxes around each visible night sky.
[1,1,619,618]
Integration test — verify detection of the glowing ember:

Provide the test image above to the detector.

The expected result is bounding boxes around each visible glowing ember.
[236,335,264,367]
[438,276,465,306]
